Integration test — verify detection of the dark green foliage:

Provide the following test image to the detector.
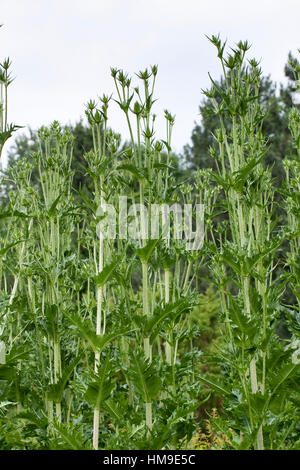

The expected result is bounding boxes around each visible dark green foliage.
[0,34,299,452]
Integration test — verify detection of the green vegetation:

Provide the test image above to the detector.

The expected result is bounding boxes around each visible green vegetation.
[0,33,299,450]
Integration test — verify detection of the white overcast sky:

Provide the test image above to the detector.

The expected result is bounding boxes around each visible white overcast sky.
[1,0,300,164]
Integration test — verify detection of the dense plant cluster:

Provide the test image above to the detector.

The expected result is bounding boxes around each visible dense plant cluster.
[0,35,299,450]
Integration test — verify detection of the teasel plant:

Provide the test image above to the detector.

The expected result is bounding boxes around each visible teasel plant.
[198,36,300,450]
[0,35,27,427]
[0,33,27,419]
[83,94,120,450]
[0,126,93,448]
[4,123,81,436]
[0,26,21,160]
[283,54,300,372]
[111,66,201,444]
[80,93,145,450]
[112,65,166,433]
[0,159,33,417]
[31,123,78,426]
[284,135,300,303]
[284,53,300,310]
[0,31,23,370]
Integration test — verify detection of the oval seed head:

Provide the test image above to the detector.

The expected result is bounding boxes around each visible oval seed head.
[248,58,260,69]
[143,126,154,139]
[154,141,163,152]
[117,70,128,86]
[151,64,158,76]
[2,57,12,70]
[224,53,237,69]
[86,99,96,111]
[133,101,142,116]
[237,40,251,53]
[136,68,151,80]
[93,110,102,124]
[201,87,216,99]
[164,110,175,125]
[110,67,118,78]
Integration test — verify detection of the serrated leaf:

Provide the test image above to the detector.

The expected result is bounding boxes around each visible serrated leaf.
[198,375,230,395]
[126,352,161,402]
[47,355,81,403]
[0,240,25,257]
[5,346,33,364]
[85,354,114,409]
[94,258,119,287]
[117,164,147,181]
[136,239,159,264]
[48,193,62,216]
[145,296,196,341]
[50,422,91,450]
[67,314,99,351]
[96,328,136,354]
